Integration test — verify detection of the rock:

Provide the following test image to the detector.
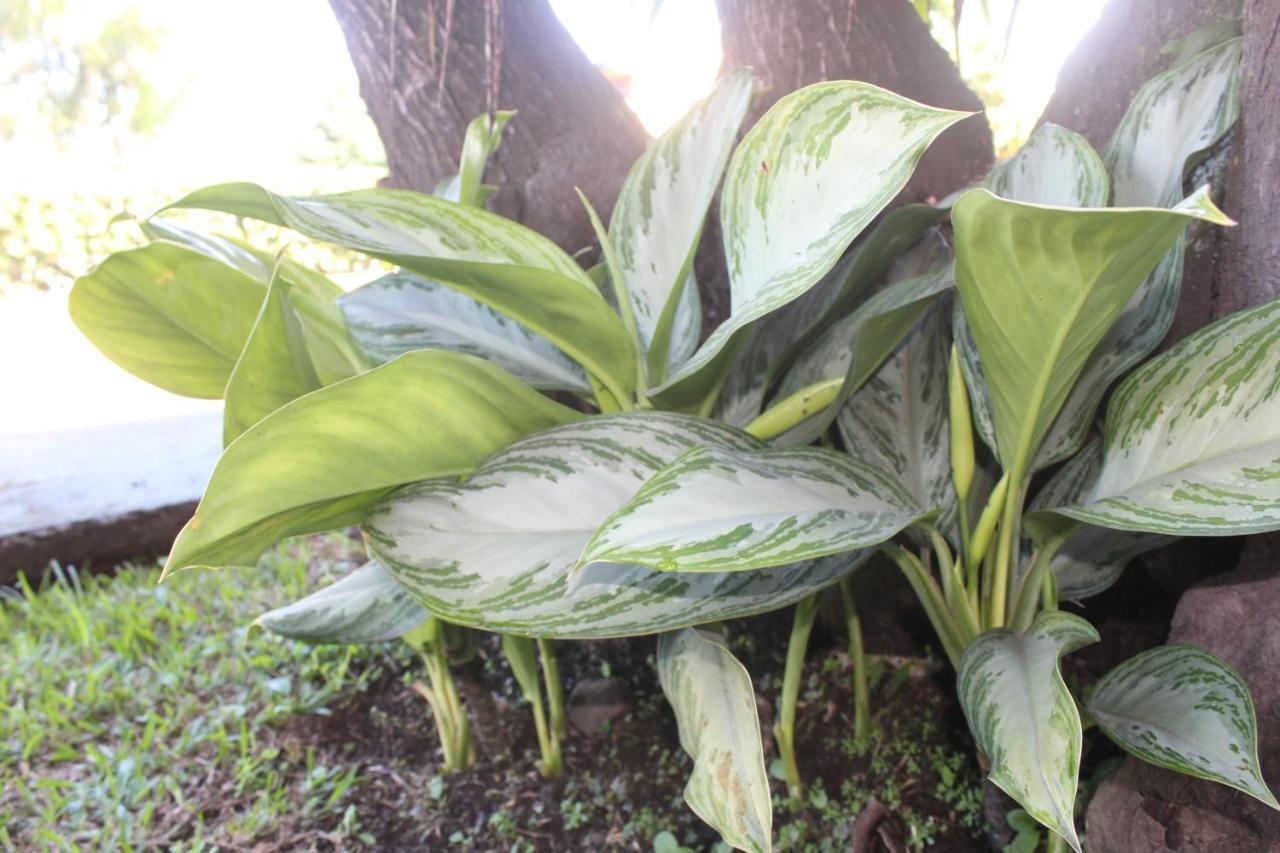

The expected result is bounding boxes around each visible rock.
[566,678,632,737]
[1085,533,1280,852]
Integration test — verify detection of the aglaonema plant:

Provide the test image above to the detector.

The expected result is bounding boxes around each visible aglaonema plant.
[69,25,1279,851]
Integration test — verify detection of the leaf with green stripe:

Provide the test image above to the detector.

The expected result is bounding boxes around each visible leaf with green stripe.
[164,182,638,402]
[363,413,865,639]
[164,351,580,576]
[958,612,1099,851]
[580,445,924,573]
[956,122,1108,462]
[339,271,590,392]
[951,186,1231,484]
[1053,298,1280,536]
[254,561,427,644]
[659,628,772,853]
[1087,644,1278,808]
[1024,440,1171,599]
[768,260,954,445]
[648,82,971,409]
[69,242,267,398]
[837,301,957,540]
[223,267,323,445]
[1038,39,1242,470]
[610,68,752,382]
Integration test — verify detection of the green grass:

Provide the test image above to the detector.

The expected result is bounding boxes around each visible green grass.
[0,535,395,850]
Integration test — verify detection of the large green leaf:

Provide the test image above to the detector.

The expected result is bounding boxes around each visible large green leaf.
[1054,298,1280,535]
[950,186,1231,482]
[837,301,957,539]
[958,612,1099,851]
[223,269,322,445]
[1037,38,1242,470]
[163,351,580,576]
[1087,644,1278,808]
[610,68,752,381]
[254,561,427,644]
[141,219,369,386]
[649,82,971,408]
[956,123,1108,462]
[1024,440,1171,599]
[165,182,638,402]
[363,413,864,639]
[339,271,590,392]
[69,242,266,398]
[581,445,923,573]
[659,628,772,853]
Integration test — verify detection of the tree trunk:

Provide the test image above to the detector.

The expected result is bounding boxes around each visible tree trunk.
[326,0,648,255]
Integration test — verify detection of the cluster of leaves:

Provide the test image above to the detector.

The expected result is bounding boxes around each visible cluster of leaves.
[68,23,1279,852]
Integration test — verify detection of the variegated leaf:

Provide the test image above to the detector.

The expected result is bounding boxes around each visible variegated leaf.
[339,271,590,392]
[580,445,924,573]
[1037,38,1242,470]
[223,269,322,445]
[254,561,427,643]
[951,186,1231,482]
[1088,644,1278,808]
[610,69,751,381]
[165,182,638,402]
[649,82,970,408]
[364,413,864,639]
[956,122,1108,462]
[958,612,1100,851]
[659,628,772,853]
[837,301,956,539]
[768,259,954,445]
[1056,298,1280,535]
[164,351,580,576]
[1024,440,1171,599]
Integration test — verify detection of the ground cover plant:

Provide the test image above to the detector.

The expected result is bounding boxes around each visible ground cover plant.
[67,22,1280,851]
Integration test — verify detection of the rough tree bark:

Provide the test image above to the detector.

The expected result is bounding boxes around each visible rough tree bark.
[326,0,648,255]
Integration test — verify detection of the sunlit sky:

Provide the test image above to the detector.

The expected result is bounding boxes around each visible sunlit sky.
[2,0,1108,436]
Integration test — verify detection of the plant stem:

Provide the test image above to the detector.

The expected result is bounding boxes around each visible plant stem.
[402,621,474,772]
[883,544,965,668]
[839,577,872,742]
[501,634,563,778]
[775,593,818,802]
[538,637,567,739]
[744,377,844,440]
[1008,527,1075,631]
[988,479,1025,629]
[923,524,980,645]
[1046,829,1072,853]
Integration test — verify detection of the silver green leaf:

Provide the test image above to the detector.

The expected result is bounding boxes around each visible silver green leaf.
[951,186,1231,482]
[659,628,773,853]
[957,122,1108,462]
[223,268,322,445]
[164,182,638,402]
[1036,38,1242,470]
[364,413,864,639]
[164,351,580,576]
[1024,440,1171,599]
[610,68,751,381]
[837,301,956,538]
[1087,644,1278,808]
[958,612,1099,851]
[581,444,923,573]
[650,82,970,407]
[254,561,427,644]
[339,271,590,392]
[1056,297,1280,536]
